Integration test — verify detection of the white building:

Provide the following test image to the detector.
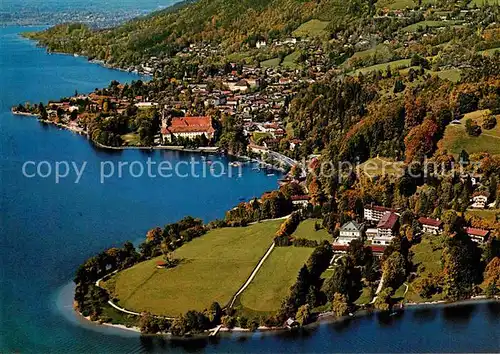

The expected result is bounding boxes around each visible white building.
[291,195,310,208]
[337,221,364,245]
[364,204,397,223]
[471,194,488,209]
[418,217,443,235]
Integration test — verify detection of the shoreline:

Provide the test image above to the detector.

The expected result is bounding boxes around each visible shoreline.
[70,275,499,339]
[11,109,287,172]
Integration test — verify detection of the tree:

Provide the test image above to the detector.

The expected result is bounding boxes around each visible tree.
[374,287,393,311]
[381,252,406,290]
[483,257,500,289]
[248,318,259,331]
[442,239,479,301]
[295,304,311,326]
[413,274,441,299]
[458,149,469,166]
[170,315,188,336]
[221,315,236,329]
[331,293,349,317]
[482,113,497,130]
[347,239,372,267]
[465,119,482,137]
[393,80,406,94]
[237,316,248,329]
[208,301,222,324]
[139,312,159,334]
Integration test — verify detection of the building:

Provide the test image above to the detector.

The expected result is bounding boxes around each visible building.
[418,217,443,235]
[256,40,267,49]
[337,221,364,245]
[373,212,399,245]
[365,227,378,241]
[161,116,215,142]
[291,195,310,208]
[465,227,490,244]
[364,204,397,223]
[471,193,489,209]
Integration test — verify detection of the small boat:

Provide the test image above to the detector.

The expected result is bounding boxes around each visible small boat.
[230,162,241,167]
[267,173,275,176]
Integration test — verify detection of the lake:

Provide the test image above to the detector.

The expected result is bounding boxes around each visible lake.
[1,26,499,353]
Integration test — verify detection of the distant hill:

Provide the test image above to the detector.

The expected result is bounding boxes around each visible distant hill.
[26,0,371,65]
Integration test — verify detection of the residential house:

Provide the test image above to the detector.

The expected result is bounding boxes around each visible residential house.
[418,217,443,235]
[336,221,364,245]
[471,193,489,209]
[465,227,490,244]
[291,195,310,208]
[373,212,399,245]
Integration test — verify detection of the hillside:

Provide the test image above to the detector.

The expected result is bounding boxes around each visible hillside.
[26,0,370,66]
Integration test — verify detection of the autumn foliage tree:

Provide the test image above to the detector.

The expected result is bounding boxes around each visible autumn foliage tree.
[404,117,439,163]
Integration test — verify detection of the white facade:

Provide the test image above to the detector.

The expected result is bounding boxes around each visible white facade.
[337,221,364,245]
[471,195,488,209]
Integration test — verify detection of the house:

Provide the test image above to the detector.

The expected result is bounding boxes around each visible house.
[337,221,364,245]
[364,204,397,224]
[256,40,267,49]
[471,193,489,209]
[465,227,490,244]
[369,245,386,258]
[373,212,399,245]
[418,217,443,235]
[285,318,299,329]
[161,116,215,142]
[291,195,310,208]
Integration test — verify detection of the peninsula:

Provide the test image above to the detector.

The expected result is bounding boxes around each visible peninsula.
[15,0,500,338]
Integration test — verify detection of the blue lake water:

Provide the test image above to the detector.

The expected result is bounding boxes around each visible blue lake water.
[1,26,499,353]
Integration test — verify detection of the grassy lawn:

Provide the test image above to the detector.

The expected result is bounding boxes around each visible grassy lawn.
[376,0,416,9]
[354,286,374,305]
[252,131,273,144]
[402,20,463,32]
[479,47,500,56]
[103,220,282,316]
[293,19,329,38]
[350,44,392,61]
[357,157,404,178]
[260,57,281,68]
[469,0,499,7]
[440,110,500,156]
[121,133,140,146]
[403,233,446,303]
[349,58,411,76]
[282,51,301,69]
[100,304,139,327]
[431,69,461,83]
[292,219,331,242]
[321,268,334,280]
[466,209,499,222]
[238,246,314,313]
[410,233,444,277]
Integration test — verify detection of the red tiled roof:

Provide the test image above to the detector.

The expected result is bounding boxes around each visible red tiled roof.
[377,212,399,229]
[161,116,214,135]
[369,245,386,253]
[291,195,310,201]
[418,217,443,228]
[371,205,396,213]
[333,244,348,252]
[465,227,489,237]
